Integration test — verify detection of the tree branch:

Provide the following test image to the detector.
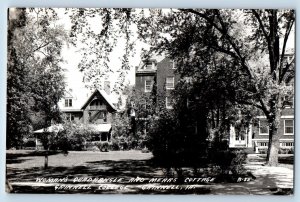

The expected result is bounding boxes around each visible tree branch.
[279,17,295,81]
[251,10,270,44]
[179,9,271,116]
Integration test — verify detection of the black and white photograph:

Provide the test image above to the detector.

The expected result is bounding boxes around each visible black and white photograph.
[6,8,295,195]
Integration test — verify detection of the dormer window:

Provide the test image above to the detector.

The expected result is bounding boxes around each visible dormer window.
[145,62,152,70]
[65,98,72,107]
[145,61,155,70]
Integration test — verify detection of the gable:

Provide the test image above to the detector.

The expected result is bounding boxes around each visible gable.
[81,89,117,112]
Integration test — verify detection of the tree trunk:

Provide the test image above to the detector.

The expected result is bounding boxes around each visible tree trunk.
[266,126,280,166]
[44,153,48,169]
[266,102,281,166]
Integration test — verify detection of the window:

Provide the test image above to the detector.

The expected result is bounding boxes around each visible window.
[166,97,173,109]
[145,80,153,92]
[259,120,269,135]
[166,77,175,89]
[65,99,72,107]
[284,119,294,135]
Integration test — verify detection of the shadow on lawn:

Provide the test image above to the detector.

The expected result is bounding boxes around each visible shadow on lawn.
[6,154,293,194]
[6,151,61,165]
[7,159,162,182]
[7,159,201,194]
[7,158,212,194]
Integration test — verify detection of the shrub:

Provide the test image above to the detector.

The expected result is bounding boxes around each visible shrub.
[258,148,267,154]
[23,139,36,148]
[230,149,247,174]
[96,142,109,152]
[279,148,294,154]
[210,150,235,171]
[108,139,120,151]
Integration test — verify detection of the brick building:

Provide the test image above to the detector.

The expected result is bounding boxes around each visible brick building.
[137,54,294,153]
[135,57,179,109]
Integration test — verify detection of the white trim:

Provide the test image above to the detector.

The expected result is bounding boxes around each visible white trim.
[284,119,294,135]
[280,139,294,141]
[252,138,294,141]
[252,139,269,141]
[281,115,294,118]
[256,115,294,119]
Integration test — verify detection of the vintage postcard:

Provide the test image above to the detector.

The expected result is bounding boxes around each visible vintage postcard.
[6,8,295,194]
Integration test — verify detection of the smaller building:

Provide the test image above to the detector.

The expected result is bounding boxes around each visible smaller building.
[34,88,118,150]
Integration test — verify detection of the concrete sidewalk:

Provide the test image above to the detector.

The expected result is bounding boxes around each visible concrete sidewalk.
[208,154,294,195]
[245,154,294,189]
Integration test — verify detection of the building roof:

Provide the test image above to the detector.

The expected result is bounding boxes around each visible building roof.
[80,89,117,111]
[89,124,112,132]
[33,124,63,133]
[136,58,158,73]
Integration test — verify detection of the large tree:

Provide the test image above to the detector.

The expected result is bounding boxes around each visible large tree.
[151,9,295,166]
[69,9,294,166]
[7,8,68,148]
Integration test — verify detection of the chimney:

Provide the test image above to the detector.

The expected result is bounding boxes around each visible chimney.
[104,81,110,95]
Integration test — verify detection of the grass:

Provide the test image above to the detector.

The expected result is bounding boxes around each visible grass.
[6,150,294,194]
[7,150,153,169]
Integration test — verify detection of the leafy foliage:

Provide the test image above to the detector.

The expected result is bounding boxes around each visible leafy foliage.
[7,8,69,148]
[68,9,295,166]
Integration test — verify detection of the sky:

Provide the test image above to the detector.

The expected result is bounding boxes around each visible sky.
[55,8,154,105]
[55,8,295,106]
[1,2,299,202]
